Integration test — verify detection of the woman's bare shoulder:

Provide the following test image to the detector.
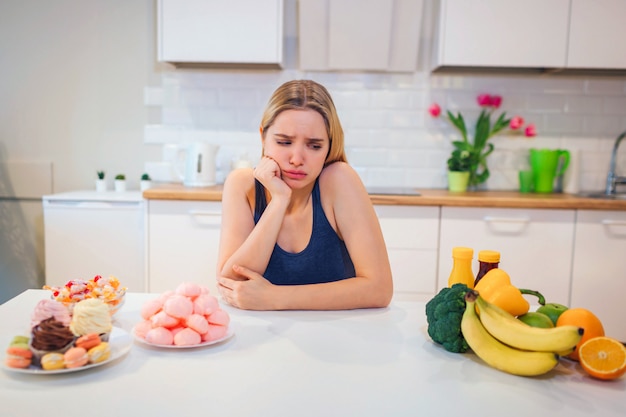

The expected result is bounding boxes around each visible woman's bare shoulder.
[319,162,367,195]
[222,168,256,200]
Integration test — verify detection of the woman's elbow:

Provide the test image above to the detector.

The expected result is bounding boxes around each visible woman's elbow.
[368,276,393,308]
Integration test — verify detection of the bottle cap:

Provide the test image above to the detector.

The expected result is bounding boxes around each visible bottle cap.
[452,247,473,259]
[478,250,500,263]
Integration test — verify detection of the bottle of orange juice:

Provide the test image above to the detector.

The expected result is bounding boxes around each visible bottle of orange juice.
[448,247,475,289]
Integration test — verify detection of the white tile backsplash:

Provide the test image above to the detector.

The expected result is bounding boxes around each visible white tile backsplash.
[145,69,626,192]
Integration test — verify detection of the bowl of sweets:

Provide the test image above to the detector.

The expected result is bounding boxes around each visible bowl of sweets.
[44,275,127,317]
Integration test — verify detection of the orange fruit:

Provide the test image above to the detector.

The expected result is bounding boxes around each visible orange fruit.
[578,336,626,380]
[556,307,605,361]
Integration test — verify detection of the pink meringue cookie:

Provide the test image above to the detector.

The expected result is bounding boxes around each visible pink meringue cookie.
[134,319,153,339]
[193,294,219,316]
[158,290,175,302]
[170,326,185,338]
[31,299,72,328]
[150,310,179,328]
[174,328,201,346]
[202,324,228,342]
[145,327,173,345]
[140,298,163,320]
[186,314,210,335]
[163,294,193,319]
[175,282,201,298]
[207,309,230,327]
[199,286,210,295]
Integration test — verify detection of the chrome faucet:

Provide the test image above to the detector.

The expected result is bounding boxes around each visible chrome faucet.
[606,130,626,194]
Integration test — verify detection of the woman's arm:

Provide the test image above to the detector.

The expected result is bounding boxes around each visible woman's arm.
[218,163,393,310]
[216,166,289,280]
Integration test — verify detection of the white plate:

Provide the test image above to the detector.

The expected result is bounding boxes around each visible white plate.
[3,327,132,375]
[133,326,234,349]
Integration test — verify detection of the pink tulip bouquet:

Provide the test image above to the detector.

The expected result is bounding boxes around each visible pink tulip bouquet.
[429,94,536,188]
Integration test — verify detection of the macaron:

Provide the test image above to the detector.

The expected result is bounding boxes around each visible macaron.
[75,333,101,350]
[5,345,33,369]
[40,352,65,370]
[64,347,88,369]
[87,342,111,364]
[9,335,30,346]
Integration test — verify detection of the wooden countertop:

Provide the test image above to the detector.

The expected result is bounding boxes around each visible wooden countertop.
[142,183,626,210]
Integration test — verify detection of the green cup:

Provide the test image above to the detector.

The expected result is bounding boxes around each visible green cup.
[518,170,533,193]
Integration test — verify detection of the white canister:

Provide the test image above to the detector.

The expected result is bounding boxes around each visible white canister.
[563,149,581,194]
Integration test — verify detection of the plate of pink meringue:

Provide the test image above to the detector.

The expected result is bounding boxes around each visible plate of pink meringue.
[132,326,234,349]
[132,282,234,349]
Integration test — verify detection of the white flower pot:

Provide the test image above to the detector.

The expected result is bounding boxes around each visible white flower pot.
[114,180,126,192]
[95,179,107,192]
[140,180,152,191]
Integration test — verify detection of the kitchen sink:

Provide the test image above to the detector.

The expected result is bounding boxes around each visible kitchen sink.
[577,191,626,200]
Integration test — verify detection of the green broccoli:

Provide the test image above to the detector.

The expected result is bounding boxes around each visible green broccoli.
[425,283,471,353]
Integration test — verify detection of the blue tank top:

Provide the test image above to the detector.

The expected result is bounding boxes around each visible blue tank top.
[254,179,355,285]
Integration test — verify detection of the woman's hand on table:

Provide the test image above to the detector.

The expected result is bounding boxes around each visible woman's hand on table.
[217,264,277,310]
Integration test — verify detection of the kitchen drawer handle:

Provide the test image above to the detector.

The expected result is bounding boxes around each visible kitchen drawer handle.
[483,216,530,224]
[601,219,626,226]
[188,210,221,217]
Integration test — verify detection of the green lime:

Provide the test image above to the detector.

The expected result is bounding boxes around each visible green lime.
[517,311,555,328]
[536,303,569,326]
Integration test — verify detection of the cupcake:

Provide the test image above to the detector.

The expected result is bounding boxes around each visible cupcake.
[70,299,112,341]
[29,317,75,366]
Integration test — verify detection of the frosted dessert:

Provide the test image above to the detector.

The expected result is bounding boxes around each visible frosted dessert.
[30,317,76,365]
[70,299,112,338]
[30,299,71,328]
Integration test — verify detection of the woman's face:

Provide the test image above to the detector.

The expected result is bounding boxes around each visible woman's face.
[263,109,329,189]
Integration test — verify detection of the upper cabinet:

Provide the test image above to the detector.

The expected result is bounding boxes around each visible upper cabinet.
[567,0,626,70]
[432,0,626,72]
[157,0,284,68]
[298,0,425,72]
[432,0,569,70]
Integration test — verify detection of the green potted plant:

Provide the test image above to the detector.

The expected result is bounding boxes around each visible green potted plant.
[429,94,537,190]
[140,173,152,191]
[446,149,471,192]
[114,174,126,192]
[96,171,107,192]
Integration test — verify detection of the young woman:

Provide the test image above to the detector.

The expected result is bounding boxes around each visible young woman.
[216,79,392,310]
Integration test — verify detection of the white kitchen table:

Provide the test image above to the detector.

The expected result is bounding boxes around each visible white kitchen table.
[1,290,624,417]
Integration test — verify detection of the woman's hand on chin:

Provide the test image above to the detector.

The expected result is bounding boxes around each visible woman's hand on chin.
[254,156,291,200]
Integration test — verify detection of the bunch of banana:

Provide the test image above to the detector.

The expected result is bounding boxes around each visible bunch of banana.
[461,290,584,377]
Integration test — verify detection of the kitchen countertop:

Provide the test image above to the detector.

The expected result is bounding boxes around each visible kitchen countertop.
[2,290,625,416]
[1,290,625,417]
[143,184,626,210]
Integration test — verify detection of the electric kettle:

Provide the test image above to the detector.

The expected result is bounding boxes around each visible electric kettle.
[175,143,219,187]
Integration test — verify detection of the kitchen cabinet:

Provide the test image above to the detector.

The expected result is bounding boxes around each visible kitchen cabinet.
[570,210,626,342]
[567,0,626,69]
[298,0,424,72]
[43,192,146,292]
[375,205,440,301]
[433,0,626,71]
[433,0,569,69]
[437,207,575,305]
[147,200,222,294]
[157,0,284,67]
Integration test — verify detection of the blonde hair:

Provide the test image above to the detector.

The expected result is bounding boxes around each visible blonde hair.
[260,79,347,164]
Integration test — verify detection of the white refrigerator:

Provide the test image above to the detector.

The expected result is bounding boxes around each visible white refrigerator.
[42,191,146,292]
